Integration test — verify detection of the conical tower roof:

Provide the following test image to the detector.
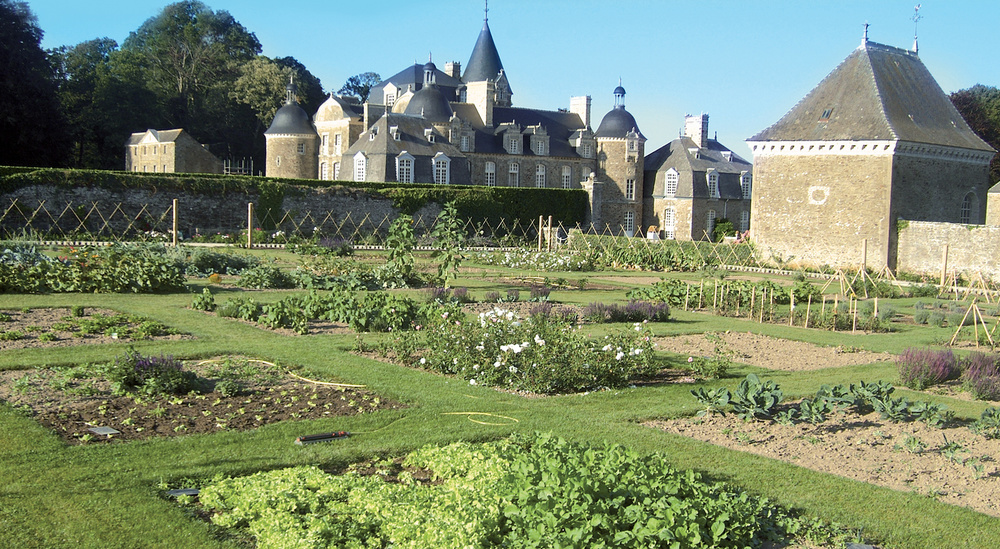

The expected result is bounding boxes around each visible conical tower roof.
[463,20,504,83]
[751,41,992,151]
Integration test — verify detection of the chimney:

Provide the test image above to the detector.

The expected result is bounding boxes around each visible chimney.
[684,113,709,148]
[445,62,461,79]
[570,96,592,129]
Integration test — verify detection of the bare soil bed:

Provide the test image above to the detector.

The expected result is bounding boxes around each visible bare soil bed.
[653,331,893,371]
[0,358,403,445]
[0,307,193,350]
[646,409,1000,517]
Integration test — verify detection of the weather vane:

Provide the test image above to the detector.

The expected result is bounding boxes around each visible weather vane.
[912,4,922,53]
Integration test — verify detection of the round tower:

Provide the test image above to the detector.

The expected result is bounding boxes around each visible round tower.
[264,78,319,179]
[594,84,646,235]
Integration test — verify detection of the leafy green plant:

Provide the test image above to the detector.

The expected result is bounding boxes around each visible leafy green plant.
[70,305,85,317]
[237,264,294,289]
[908,400,952,428]
[900,435,926,454]
[796,397,831,424]
[731,374,783,421]
[430,202,464,287]
[970,407,1000,439]
[871,396,910,423]
[102,348,200,396]
[191,288,216,312]
[382,214,416,287]
[690,386,731,417]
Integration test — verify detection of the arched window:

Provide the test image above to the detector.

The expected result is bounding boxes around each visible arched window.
[707,170,719,198]
[353,152,367,182]
[433,153,451,185]
[663,207,676,240]
[320,162,328,180]
[665,169,678,196]
[561,166,572,188]
[485,162,496,187]
[396,152,414,184]
[535,164,545,187]
[961,192,978,224]
[741,171,752,199]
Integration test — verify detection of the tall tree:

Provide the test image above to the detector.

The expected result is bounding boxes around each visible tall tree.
[121,1,261,135]
[952,85,1000,183]
[0,0,69,166]
[231,56,324,129]
[338,72,381,103]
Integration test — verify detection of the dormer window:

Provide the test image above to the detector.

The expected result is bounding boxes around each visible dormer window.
[460,134,470,152]
[433,153,450,185]
[665,169,679,196]
[425,129,435,143]
[390,126,400,141]
[820,108,834,122]
[506,134,520,154]
[396,152,414,184]
[579,142,593,158]
[707,170,719,199]
[741,171,752,199]
[722,151,732,162]
[385,92,396,106]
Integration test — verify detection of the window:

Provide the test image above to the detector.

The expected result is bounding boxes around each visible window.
[322,133,329,155]
[162,145,167,154]
[353,152,367,182]
[535,164,545,187]
[433,153,450,185]
[580,143,592,158]
[534,140,547,156]
[385,92,396,106]
[297,143,305,154]
[396,153,413,184]
[334,134,342,156]
[663,207,676,240]
[707,170,719,198]
[740,210,750,233]
[820,108,834,122]
[460,135,470,152]
[665,170,678,196]
[507,134,520,154]
[509,162,519,187]
[706,210,717,239]
[623,211,635,234]
[625,178,635,200]
[162,165,166,173]
[333,162,340,179]
[628,140,637,152]
[320,162,328,180]
[425,129,435,143]
[485,162,496,187]
[961,193,975,224]
[152,146,157,155]
[741,171,752,199]
[561,166,572,189]
[152,165,157,172]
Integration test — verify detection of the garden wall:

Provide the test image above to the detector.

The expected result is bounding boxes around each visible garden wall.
[896,220,1000,281]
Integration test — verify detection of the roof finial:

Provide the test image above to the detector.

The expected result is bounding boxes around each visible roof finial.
[862,21,869,45]
[484,0,489,22]
[912,4,922,54]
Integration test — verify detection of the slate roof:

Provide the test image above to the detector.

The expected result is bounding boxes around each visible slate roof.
[266,102,317,136]
[378,64,463,100]
[750,41,993,151]
[464,21,504,82]
[347,114,462,159]
[127,129,184,145]
[595,106,644,139]
[476,107,588,157]
[404,86,454,122]
[645,137,751,175]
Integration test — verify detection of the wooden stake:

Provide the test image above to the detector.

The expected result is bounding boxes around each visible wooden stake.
[788,291,795,326]
[940,244,949,287]
[769,288,774,322]
[805,295,812,329]
[749,290,755,319]
[247,202,254,249]
[852,298,858,334]
[713,283,719,311]
[172,198,179,247]
[699,281,704,309]
[759,290,765,323]
[684,285,690,311]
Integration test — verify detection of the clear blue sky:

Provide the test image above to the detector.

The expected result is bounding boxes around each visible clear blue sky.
[29,0,1000,159]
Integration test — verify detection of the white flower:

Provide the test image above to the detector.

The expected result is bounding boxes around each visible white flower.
[420,358,426,364]
[615,352,625,361]
[470,379,477,385]
[494,360,502,368]
[508,365,518,374]
[534,334,546,346]
[602,344,612,351]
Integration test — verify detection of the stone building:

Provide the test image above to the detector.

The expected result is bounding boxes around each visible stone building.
[644,114,752,240]
[747,34,995,270]
[125,129,223,174]
[265,79,320,180]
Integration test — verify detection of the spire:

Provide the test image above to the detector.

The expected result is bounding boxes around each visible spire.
[862,22,869,45]
[484,0,488,22]
[464,13,504,83]
[285,75,296,105]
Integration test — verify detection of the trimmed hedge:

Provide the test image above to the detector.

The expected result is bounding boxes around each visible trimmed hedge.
[0,168,588,227]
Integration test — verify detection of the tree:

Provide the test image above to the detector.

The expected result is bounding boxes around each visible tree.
[338,72,381,103]
[121,1,261,133]
[231,56,324,129]
[951,85,1000,183]
[0,0,69,166]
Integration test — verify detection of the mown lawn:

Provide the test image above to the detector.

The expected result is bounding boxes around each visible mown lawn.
[1,261,998,549]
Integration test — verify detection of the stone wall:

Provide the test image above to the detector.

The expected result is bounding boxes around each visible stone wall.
[897,220,1000,281]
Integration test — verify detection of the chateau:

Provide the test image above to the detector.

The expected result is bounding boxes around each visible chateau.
[263,12,750,238]
[747,33,995,270]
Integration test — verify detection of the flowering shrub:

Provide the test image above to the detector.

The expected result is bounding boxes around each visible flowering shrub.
[103,348,198,396]
[962,352,1000,400]
[473,249,597,271]
[896,348,960,390]
[410,307,656,393]
[582,301,671,323]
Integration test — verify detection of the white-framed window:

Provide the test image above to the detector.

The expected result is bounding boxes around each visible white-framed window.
[623,211,635,234]
[322,133,329,155]
[385,91,396,106]
[664,207,676,240]
[961,193,974,224]
[507,134,520,154]
[334,134,342,156]
[534,140,547,156]
[320,162,328,180]
[353,152,367,182]
[561,166,572,188]
[333,162,340,179]
[707,170,719,198]
[740,210,750,232]
[509,162,519,187]
[396,152,414,184]
[665,169,678,196]
[580,143,592,158]
[707,209,717,239]
[433,153,450,185]
[297,143,306,154]
[625,178,635,200]
[741,171,752,199]
[535,164,545,187]
[485,162,496,187]
[460,134,470,152]
[425,129,435,143]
